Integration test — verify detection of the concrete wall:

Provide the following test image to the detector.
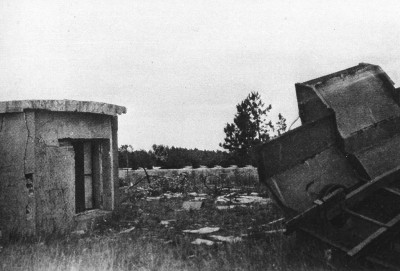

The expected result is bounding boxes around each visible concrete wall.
[0,112,35,237]
[34,142,75,235]
[310,67,400,139]
[295,83,332,124]
[354,134,400,179]
[34,111,116,234]
[257,64,400,216]
[257,114,338,181]
[0,110,120,238]
[35,111,112,146]
[266,147,360,212]
[343,116,400,154]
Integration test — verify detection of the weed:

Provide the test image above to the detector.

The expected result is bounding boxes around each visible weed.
[0,172,355,271]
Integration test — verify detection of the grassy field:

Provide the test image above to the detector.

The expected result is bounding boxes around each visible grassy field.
[0,171,358,271]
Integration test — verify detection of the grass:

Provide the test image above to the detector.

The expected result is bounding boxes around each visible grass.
[0,173,356,271]
[0,233,308,271]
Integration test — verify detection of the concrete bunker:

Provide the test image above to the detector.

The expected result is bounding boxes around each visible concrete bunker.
[0,100,126,239]
[256,63,400,266]
[257,63,400,214]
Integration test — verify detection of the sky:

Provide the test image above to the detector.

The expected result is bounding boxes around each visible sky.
[1,0,400,151]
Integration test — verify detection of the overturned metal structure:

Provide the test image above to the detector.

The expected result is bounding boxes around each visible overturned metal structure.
[257,63,400,268]
[0,100,126,239]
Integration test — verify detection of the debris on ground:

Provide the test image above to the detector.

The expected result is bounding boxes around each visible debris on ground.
[216,205,247,210]
[215,193,271,206]
[183,227,220,234]
[193,196,208,201]
[160,220,176,226]
[163,192,183,199]
[191,238,214,246]
[146,196,161,201]
[209,235,242,243]
[188,192,208,197]
[71,230,85,236]
[266,218,285,225]
[119,226,136,234]
[182,201,204,210]
[264,229,286,234]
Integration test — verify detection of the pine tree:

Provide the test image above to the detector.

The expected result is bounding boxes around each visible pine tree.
[220,92,286,165]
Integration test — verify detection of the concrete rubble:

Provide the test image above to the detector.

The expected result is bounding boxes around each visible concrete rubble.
[182,201,204,210]
[209,235,243,243]
[183,227,220,234]
[215,193,271,206]
[191,238,214,246]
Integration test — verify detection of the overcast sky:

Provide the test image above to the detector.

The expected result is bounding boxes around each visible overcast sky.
[1,0,400,151]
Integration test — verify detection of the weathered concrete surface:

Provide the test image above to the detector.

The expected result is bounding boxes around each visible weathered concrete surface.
[34,111,117,234]
[34,143,75,235]
[297,64,400,131]
[111,116,119,211]
[0,100,126,116]
[257,114,338,180]
[0,100,125,239]
[343,116,400,154]
[295,83,332,124]
[35,111,113,146]
[353,134,400,179]
[264,147,359,212]
[0,112,35,237]
[258,63,400,216]
[182,201,203,210]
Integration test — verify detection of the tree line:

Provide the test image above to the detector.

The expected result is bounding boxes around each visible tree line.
[119,91,287,170]
[118,145,249,170]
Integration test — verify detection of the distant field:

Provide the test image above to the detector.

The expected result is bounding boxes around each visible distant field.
[119,166,258,178]
[119,166,259,190]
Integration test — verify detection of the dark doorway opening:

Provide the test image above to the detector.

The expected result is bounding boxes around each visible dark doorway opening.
[73,142,86,213]
[60,139,107,214]
[71,141,101,213]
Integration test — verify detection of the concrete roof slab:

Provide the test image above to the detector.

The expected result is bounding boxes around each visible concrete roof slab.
[0,100,127,116]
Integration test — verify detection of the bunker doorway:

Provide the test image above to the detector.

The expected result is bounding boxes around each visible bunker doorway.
[69,140,105,213]
[59,139,111,214]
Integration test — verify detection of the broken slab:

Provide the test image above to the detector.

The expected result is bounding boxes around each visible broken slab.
[209,235,242,243]
[183,227,220,234]
[216,205,246,210]
[160,220,176,226]
[191,238,214,246]
[215,194,271,205]
[182,201,204,210]
[119,226,135,234]
[163,192,183,199]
